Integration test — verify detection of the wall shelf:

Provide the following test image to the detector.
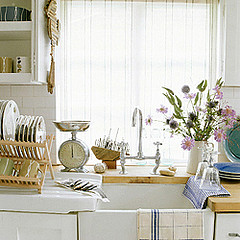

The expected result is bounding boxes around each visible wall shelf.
[0,73,32,84]
[0,22,32,40]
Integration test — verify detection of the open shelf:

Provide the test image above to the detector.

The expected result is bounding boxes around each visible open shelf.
[0,73,32,84]
[0,21,32,40]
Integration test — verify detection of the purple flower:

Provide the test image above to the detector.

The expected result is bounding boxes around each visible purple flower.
[221,105,237,118]
[156,105,168,114]
[184,93,197,100]
[213,85,223,100]
[214,128,227,142]
[181,136,195,151]
[145,115,153,126]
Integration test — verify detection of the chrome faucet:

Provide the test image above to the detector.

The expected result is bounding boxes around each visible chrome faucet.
[132,108,144,159]
[119,107,162,175]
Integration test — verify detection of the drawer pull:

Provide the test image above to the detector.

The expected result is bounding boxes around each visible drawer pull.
[228,233,240,238]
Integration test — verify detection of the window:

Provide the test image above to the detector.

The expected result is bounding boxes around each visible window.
[57,0,218,165]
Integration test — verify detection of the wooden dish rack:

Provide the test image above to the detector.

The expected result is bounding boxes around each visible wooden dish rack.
[0,135,55,193]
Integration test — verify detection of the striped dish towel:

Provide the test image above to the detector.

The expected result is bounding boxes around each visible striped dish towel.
[183,176,230,209]
[137,209,204,240]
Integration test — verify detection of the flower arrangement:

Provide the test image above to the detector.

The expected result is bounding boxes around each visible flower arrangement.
[145,78,238,151]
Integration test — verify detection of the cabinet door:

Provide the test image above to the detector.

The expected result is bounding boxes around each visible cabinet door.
[215,213,240,240]
[0,212,77,240]
[224,0,240,87]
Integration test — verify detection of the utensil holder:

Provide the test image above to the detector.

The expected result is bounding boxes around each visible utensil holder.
[91,146,120,169]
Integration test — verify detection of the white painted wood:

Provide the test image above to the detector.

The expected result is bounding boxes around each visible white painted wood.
[33,0,50,84]
[0,0,50,85]
[224,0,240,86]
[215,213,240,240]
[0,211,77,240]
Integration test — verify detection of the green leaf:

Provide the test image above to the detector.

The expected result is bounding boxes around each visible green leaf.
[163,93,175,105]
[201,80,208,92]
[175,95,182,108]
[196,80,204,91]
[194,92,199,105]
[207,89,210,101]
[173,113,183,119]
[162,87,174,95]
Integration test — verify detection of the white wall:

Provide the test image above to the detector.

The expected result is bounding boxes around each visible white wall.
[0,85,57,162]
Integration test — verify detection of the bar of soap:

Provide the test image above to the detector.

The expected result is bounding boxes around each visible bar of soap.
[159,169,176,176]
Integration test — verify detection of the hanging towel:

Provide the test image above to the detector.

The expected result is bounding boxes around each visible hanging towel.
[183,176,230,209]
[137,209,204,240]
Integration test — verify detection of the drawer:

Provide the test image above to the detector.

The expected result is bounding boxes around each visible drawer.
[215,213,240,240]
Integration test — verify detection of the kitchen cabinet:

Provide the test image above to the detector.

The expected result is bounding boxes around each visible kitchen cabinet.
[223,0,240,87]
[0,212,77,240]
[214,213,240,239]
[0,0,50,85]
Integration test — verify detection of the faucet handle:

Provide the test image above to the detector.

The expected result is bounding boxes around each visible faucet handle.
[154,142,162,150]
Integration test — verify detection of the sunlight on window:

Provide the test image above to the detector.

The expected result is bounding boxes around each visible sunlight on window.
[58,0,217,165]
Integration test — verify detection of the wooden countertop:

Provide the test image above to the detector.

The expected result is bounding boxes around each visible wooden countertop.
[208,181,240,213]
[52,165,240,212]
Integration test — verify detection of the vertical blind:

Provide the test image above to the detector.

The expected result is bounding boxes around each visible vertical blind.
[58,0,218,164]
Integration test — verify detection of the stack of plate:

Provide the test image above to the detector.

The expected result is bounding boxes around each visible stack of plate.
[15,115,46,143]
[0,100,20,141]
[214,163,240,180]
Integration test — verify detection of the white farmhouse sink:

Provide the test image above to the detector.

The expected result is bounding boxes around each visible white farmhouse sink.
[0,172,102,213]
[79,183,215,240]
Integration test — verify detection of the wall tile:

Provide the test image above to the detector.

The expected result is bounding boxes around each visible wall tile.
[33,86,55,97]
[0,86,11,97]
[11,86,34,97]
[33,108,56,120]
[222,87,234,99]
[233,88,240,99]
[20,107,34,115]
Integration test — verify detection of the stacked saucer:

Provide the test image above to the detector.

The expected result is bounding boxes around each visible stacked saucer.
[214,163,240,180]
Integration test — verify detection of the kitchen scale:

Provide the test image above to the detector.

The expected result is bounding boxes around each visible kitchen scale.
[53,121,90,173]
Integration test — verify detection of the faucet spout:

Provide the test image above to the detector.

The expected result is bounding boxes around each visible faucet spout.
[132,107,144,159]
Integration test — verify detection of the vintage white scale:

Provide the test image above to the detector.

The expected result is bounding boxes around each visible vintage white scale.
[53,121,90,173]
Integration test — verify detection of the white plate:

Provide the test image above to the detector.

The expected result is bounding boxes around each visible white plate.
[219,174,240,180]
[0,100,8,139]
[0,100,6,139]
[2,100,20,141]
[35,116,46,143]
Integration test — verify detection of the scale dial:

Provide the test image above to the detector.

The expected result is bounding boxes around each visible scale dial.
[58,140,90,170]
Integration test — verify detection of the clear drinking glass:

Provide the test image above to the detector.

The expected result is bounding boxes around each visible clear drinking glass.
[194,142,214,181]
[200,151,221,191]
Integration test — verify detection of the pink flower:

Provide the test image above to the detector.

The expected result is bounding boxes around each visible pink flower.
[181,136,195,151]
[214,128,227,142]
[156,105,168,114]
[145,115,153,126]
[213,85,223,100]
[184,93,196,100]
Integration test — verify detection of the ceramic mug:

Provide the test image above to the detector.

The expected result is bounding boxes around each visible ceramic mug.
[19,160,40,178]
[0,57,12,73]
[15,56,31,73]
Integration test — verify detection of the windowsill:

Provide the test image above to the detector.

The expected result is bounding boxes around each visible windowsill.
[52,164,192,184]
